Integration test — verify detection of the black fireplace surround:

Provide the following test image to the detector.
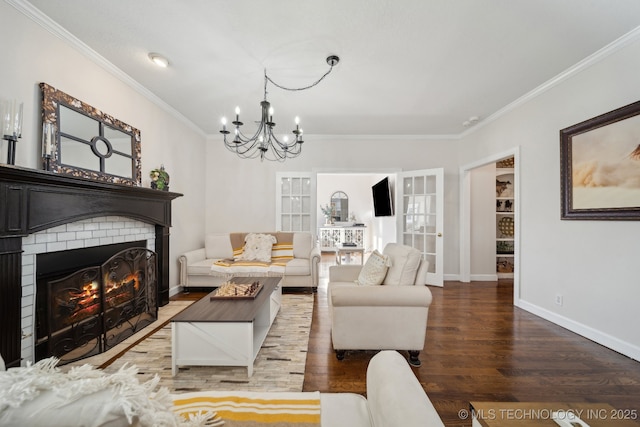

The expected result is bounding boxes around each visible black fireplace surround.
[0,165,182,369]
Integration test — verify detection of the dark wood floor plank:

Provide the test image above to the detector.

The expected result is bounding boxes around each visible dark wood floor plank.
[173,259,640,427]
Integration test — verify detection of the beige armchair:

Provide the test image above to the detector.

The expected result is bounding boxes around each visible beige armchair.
[328,243,433,366]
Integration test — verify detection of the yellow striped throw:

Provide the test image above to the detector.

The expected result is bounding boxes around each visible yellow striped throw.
[173,391,321,427]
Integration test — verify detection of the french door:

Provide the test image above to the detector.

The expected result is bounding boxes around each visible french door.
[275,172,313,232]
[397,168,444,286]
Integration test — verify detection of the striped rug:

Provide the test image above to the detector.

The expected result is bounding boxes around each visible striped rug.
[103,293,314,393]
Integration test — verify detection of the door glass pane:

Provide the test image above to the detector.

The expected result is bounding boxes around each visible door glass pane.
[403,195,412,214]
[414,176,425,194]
[301,196,310,213]
[425,254,435,273]
[425,214,436,233]
[403,177,413,195]
[414,234,425,253]
[281,177,291,194]
[302,215,310,231]
[291,196,301,213]
[425,175,436,193]
[426,194,435,214]
[281,196,291,213]
[425,235,436,254]
[302,178,310,195]
[292,216,301,231]
[292,178,301,194]
[402,233,412,246]
[281,216,291,230]
[415,195,426,214]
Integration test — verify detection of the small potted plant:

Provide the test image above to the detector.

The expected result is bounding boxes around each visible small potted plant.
[320,204,334,225]
[150,165,170,191]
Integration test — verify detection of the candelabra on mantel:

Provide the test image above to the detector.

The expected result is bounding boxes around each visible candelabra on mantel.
[1,99,23,165]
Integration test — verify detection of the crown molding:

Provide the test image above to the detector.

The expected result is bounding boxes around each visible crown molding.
[9,0,640,141]
[462,25,640,138]
[6,0,206,137]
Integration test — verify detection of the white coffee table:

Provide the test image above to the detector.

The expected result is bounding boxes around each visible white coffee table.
[171,277,281,377]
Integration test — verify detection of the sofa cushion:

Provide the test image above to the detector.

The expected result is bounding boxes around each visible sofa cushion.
[236,233,277,262]
[187,258,219,276]
[205,233,233,260]
[284,258,309,276]
[382,243,422,286]
[292,232,313,259]
[356,250,390,286]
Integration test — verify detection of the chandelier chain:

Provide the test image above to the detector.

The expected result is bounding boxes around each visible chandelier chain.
[265,63,336,93]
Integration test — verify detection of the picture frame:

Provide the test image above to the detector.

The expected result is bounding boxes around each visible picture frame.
[560,100,640,220]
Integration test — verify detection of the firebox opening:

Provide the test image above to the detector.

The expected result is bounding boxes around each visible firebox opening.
[35,241,157,364]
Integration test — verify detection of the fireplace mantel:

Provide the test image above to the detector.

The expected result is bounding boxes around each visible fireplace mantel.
[0,165,182,368]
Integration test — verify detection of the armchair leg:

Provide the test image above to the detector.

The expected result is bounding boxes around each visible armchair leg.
[335,350,346,361]
[408,350,421,367]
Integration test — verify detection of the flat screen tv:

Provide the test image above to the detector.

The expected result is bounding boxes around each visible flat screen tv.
[372,177,394,216]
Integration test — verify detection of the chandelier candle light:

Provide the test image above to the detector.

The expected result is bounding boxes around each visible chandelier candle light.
[220,55,340,161]
[1,98,23,165]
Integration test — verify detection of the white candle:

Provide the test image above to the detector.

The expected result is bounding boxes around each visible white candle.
[43,123,52,156]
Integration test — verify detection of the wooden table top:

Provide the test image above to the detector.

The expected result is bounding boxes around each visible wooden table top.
[470,402,639,426]
[171,277,281,323]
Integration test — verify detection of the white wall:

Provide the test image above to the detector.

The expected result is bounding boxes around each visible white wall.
[0,2,207,293]
[458,35,640,360]
[470,163,497,278]
[205,136,461,273]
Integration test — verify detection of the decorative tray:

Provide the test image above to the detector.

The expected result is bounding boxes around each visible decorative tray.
[210,281,264,300]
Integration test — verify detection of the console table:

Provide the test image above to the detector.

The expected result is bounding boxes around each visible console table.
[171,277,282,377]
[319,226,366,251]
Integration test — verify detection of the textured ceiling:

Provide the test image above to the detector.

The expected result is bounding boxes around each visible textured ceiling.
[23,0,640,137]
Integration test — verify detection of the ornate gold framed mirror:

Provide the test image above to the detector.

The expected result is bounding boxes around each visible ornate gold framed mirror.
[40,82,141,186]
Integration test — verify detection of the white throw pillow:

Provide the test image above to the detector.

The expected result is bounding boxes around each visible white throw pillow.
[356,250,391,286]
[205,233,233,259]
[237,233,277,262]
[382,243,422,286]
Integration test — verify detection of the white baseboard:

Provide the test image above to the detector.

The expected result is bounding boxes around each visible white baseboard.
[518,300,640,362]
[444,274,498,282]
[169,285,182,298]
[470,274,498,281]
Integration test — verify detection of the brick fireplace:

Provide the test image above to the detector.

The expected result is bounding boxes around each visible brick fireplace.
[0,165,181,368]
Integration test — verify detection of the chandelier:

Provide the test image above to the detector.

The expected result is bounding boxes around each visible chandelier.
[220,55,340,161]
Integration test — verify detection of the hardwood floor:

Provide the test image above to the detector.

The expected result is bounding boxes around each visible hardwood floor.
[174,257,640,426]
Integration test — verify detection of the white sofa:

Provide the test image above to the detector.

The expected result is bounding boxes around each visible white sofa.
[328,243,433,366]
[179,232,321,289]
[0,351,444,427]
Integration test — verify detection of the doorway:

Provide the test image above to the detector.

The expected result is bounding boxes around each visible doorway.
[459,147,520,304]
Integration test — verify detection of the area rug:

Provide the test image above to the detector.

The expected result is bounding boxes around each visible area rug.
[103,293,314,393]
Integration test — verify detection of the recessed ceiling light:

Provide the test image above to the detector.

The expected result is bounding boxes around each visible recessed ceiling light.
[148,52,169,68]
